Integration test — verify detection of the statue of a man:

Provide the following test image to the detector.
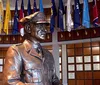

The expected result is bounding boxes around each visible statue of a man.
[4,12,60,85]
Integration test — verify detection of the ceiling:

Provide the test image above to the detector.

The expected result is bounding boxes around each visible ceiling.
[3,0,93,10]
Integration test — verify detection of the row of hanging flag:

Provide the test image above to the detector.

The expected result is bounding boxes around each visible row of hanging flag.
[0,0,100,36]
[0,0,44,36]
[51,0,100,32]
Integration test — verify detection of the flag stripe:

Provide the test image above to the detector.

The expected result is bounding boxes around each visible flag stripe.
[19,0,24,36]
[4,0,11,34]
[58,0,65,31]
[0,0,4,34]
[82,0,90,28]
[39,0,44,12]
[12,0,19,34]
[50,0,57,33]
[74,0,80,29]
[92,0,99,26]
[66,0,73,32]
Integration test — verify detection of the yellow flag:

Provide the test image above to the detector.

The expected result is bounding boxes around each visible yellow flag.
[0,0,4,34]
[4,0,11,34]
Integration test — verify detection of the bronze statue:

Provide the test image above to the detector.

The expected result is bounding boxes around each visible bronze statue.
[3,12,60,85]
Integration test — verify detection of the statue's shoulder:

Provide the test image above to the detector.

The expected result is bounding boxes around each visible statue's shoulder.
[11,43,22,48]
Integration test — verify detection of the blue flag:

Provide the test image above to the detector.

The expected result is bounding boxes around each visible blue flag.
[74,0,80,29]
[12,0,19,34]
[19,0,24,36]
[58,0,65,31]
[82,0,90,28]
[39,0,44,12]
[50,0,57,33]
[27,0,32,15]
[33,0,37,12]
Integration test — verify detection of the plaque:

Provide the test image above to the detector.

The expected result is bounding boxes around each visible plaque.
[59,57,61,63]
[84,56,91,62]
[68,73,75,79]
[0,59,3,64]
[68,57,74,63]
[59,65,61,71]
[76,64,83,71]
[0,66,3,72]
[60,73,62,79]
[84,64,91,71]
[93,55,100,62]
[76,56,83,63]
[68,65,75,71]
[93,64,100,70]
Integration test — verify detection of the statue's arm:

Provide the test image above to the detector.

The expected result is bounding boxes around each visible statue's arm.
[3,46,25,85]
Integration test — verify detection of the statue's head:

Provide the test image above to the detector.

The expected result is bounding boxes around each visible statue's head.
[19,11,49,41]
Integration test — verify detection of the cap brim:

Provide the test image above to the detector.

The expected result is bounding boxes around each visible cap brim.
[36,21,49,25]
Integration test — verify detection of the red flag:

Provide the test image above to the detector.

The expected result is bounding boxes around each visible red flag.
[92,0,99,26]
[19,0,24,36]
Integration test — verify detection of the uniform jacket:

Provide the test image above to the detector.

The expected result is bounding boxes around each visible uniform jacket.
[4,40,60,85]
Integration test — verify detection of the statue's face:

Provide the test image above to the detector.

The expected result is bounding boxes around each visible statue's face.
[31,23,47,40]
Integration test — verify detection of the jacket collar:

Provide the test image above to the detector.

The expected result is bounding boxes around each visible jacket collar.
[23,39,42,58]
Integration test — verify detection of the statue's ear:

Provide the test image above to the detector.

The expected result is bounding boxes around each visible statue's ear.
[24,24,31,33]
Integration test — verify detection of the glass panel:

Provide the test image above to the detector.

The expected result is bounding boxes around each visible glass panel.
[92,42,99,47]
[68,57,74,63]
[76,56,83,63]
[93,55,100,62]
[59,57,61,63]
[83,42,90,47]
[68,73,75,79]
[84,48,91,55]
[93,64,100,70]
[0,50,3,57]
[84,56,91,63]
[0,59,3,64]
[84,64,91,71]
[60,72,62,79]
[92,47,99,54]
[67,44,74,48]
[67,49,74,56]
[75,43,82,47]
[0,66,3,72]
[76,64,83,71]
[75,48,82,55]
[59,65,61,71]
[68,65,75,71]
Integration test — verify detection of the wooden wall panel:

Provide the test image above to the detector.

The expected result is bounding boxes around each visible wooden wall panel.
[93,72,100,79]
[76,80,84,85]
[68,80,75,85]
[76,72,84,79]
[94,80,100,85]
[85,72,92,79]
[85,80,92,85]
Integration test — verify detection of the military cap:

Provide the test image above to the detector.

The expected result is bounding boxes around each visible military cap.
[19,11,49,25]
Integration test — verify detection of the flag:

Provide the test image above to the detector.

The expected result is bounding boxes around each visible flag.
[33,0,37,12]
[27,0,32,15]
[4,0,11,34]
[58,0,65,31]
[92,0,99,26]
[66,0,73,32]
[50,0,57,33]
[19,0,24,36]
[12,0,19,34]
[0,0,4,34]
[82,0,90,28]
[74,0,80,29]
[39,0,44,12]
